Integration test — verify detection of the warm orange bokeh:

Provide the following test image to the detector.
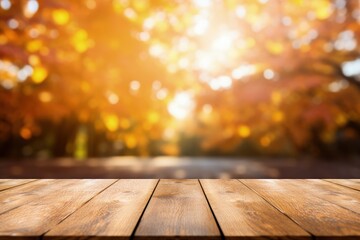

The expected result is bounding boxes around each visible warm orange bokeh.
[0,0,360,158]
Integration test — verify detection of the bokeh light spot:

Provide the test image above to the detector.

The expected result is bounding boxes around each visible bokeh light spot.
[238,125,251,138]
[52,9,70,25]
[168,92,195,120]
[31,65,47,83]
[103,114,119,132]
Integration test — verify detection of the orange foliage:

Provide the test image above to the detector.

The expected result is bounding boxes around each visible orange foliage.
[0,0,360,158]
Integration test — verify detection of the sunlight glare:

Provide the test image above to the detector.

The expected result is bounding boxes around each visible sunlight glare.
[24,0,39,18]
[209,75,232,90]
[168,92,195,119]
[231,65,256,80]
[192,15,209,35]
[0,0,11,10]
[193,0,212,8]
[212,32,236,51]
[195,51,214,70]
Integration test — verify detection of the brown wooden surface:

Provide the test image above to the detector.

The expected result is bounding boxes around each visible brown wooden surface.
[0,179,359,239]
[200,179,310,239]
[325,179,360,191]
[241,179,360,239]
[297,179,360,214]
[135,179,220,239]
[0,179,36,191]
[46,179,158,239]
[0,179,115,239]
[0,179,63,215]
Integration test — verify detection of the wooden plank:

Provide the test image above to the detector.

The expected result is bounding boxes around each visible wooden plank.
[135,179,220,239]
[0,179,62,215]
[45,179,158,240]
[0,179,115,239]
[241,179,360,239]
[296,179,360,214]
[200,179,310,239]
[325,179,360,191]
[0,179,36,191]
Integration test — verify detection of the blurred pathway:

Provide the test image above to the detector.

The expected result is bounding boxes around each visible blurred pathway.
[0,157,359,178]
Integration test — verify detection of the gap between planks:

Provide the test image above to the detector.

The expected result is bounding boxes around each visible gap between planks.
[45,179,159,240]
[1,179,360,239]
[129,179,160,239]
[240,179,360,239]
[41,179,120,238]
[198,179,225,240]
[0,179,38,192]
[0,179,117,239]
[201,179,311,239]
[134,179,221,239]
[324,179,360,192]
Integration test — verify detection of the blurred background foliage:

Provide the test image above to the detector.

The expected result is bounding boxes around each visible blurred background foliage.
[0,0,360,160]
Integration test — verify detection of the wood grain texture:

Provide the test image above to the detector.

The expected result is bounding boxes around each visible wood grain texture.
[200,179,310,239]
[325,179,360,191]
[0,179,61,215]
[0,179,115,239]
[295,179,360,214]
[0,179,36,191]
[1,179,360,239]
[135,179,220,239]
[45,179,158,240]
[241,179,360,239]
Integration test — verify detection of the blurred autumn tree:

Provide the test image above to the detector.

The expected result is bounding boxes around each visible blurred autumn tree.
[0,0,359,159]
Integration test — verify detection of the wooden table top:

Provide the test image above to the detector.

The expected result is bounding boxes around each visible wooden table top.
[0,179,359,239]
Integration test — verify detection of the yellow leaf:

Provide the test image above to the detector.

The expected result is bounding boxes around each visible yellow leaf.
[32,66,48,83]
[156,21,168,32]
[266,41,284,55]
[125,135,137,148]
[292,0,303,5]
[313,0,332,20]
[120,118,131,129]
[271,91,282,105]
[0,35,7,44]
[237,125,251,138]
[133,0,148,11]
[26,40,42,52]
[38,91,52,102]
[81,81,91,93]
[72,29,90,53]
[260,135,271,147]
[113,0,125,14]
[148,111,159,124]
[103,114,119,132]
[272,111,284,122]
[29,55,40,65]
[20,127,32,139]
[161,143,179,155]
[52,9,70,25]
[335,114,347,126]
